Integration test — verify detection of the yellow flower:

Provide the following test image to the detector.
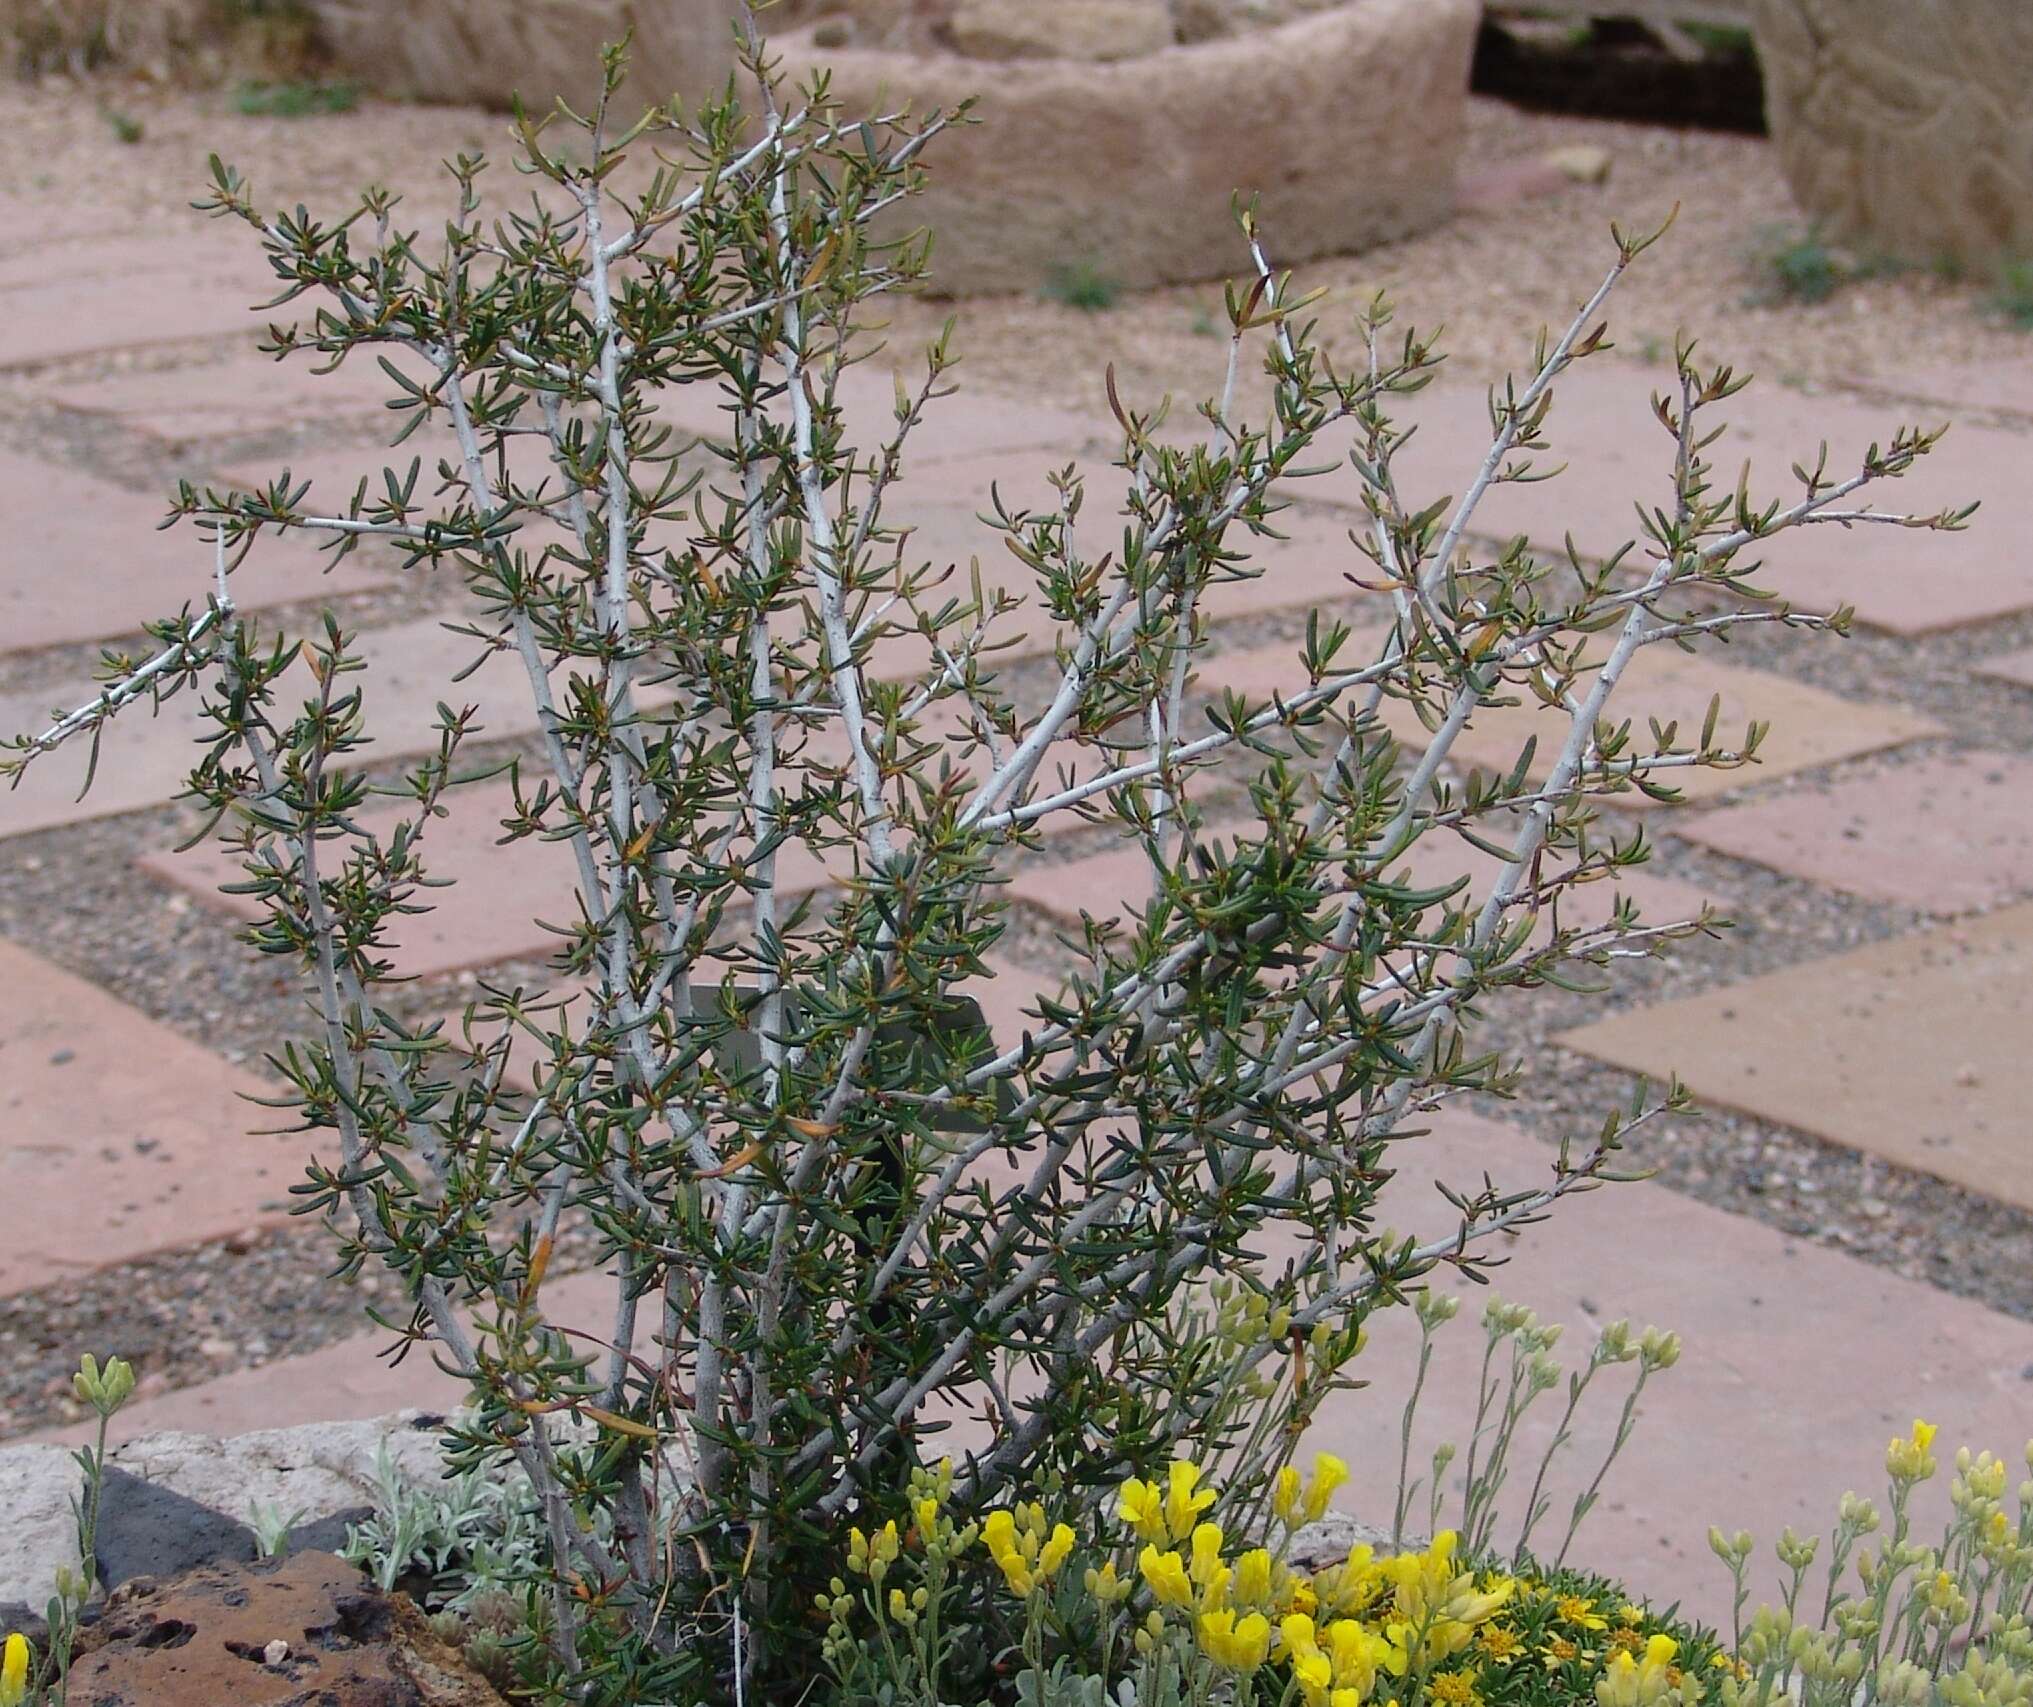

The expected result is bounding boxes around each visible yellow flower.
[848,1519,901,1579]
[1558,1594,1610,1631]
[1281,1614,1336,1707]
[1165,1460,1216,1543]
[1327,1617,1407,1698]
[0,1633,26,1707]
[982,1510,1027,1594]
[1431,1668,1484,1707]
[1544,1636,1590,1671]
[1190,1522,1230,1603]
[1382,1532,1513,1664]
[1119,1476,1167,1543]
[1141,1544,1195,1608]
[1617,1604,1645,1628]
[1198,1606,1272,1674]
[1230,1548,1276,1610]
[1313,1542,1382,1618]
[1888,1421,1939,1484]
[1596,1634,1680,1707]
[1274,1465,1306,1529]
[1478,1624,1525,1662]
[983,1507,1075,1598]
[1305,1453,1351,1523]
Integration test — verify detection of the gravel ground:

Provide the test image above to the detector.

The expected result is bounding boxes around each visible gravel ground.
[5,71,2033,1439]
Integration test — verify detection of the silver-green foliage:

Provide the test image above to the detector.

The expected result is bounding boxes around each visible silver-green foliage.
[340,1440,553,1607]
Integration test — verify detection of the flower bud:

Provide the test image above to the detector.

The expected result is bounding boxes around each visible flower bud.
[1775,1528,1818,1570]
[1638,1328,1680,1371]
[1416,1292,1462,1330]
[72,1353,136,1416]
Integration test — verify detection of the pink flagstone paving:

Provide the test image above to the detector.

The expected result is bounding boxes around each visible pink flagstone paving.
[139,776,837,981]
[650,357,1106,464]
[1979,646,2033,691]
[1204,636,1941,803]
[214,439,1385,691]
[51,351,418,445]
[1006,829,1719,939]
[22,1264,621,1450]
[1313,1109,2033,1623]
[1673,749,2033,915]
[891,481,1386,668]
[0,445,400,653]
[0,613,672,840]
[1858,358,2033,422]
[1559,901,2033,1209]
[1292,363,2030,635]
[42,1105,2033,1627]
[0,940,293,1298]
[0,233,276,369]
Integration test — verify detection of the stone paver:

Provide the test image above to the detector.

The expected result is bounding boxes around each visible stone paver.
[0,234,274,370]
[1205,635,1941,804]
[0,445,399,654]
[0,940,292,1297]
[140,777,836,981]
[1559,901,2033,1207]
[885,467,1386,672]
[52,351,418,445]
[1007,828,1718,938]
[24,1265,618,1450]
[803,362,1105,467]
[1857,358,2033,423]
[1315,1108,2033,1624]
[1294,363,2030,635]
[221,438,1388,689]
[1980,645,2033,691]
[0,612,665,840]
[1675,749,2033,914]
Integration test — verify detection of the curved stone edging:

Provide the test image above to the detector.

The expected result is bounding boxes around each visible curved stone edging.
[776,0,1479,294]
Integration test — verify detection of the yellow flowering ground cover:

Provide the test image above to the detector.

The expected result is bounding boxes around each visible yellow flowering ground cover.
[816,1453,1729,1707]
[805,1415,2033,1707]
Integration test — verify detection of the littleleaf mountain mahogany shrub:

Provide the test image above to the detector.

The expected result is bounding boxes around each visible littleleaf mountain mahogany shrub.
[4,12,1968,1701]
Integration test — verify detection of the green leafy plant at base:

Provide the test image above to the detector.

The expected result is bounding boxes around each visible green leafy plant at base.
[1043,262,1122,312]
[2,5,1971,1698]
[1753,226,1843,306]
[231,78,357,117]
[98,105,144,144]
[1989,261,2033,331]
